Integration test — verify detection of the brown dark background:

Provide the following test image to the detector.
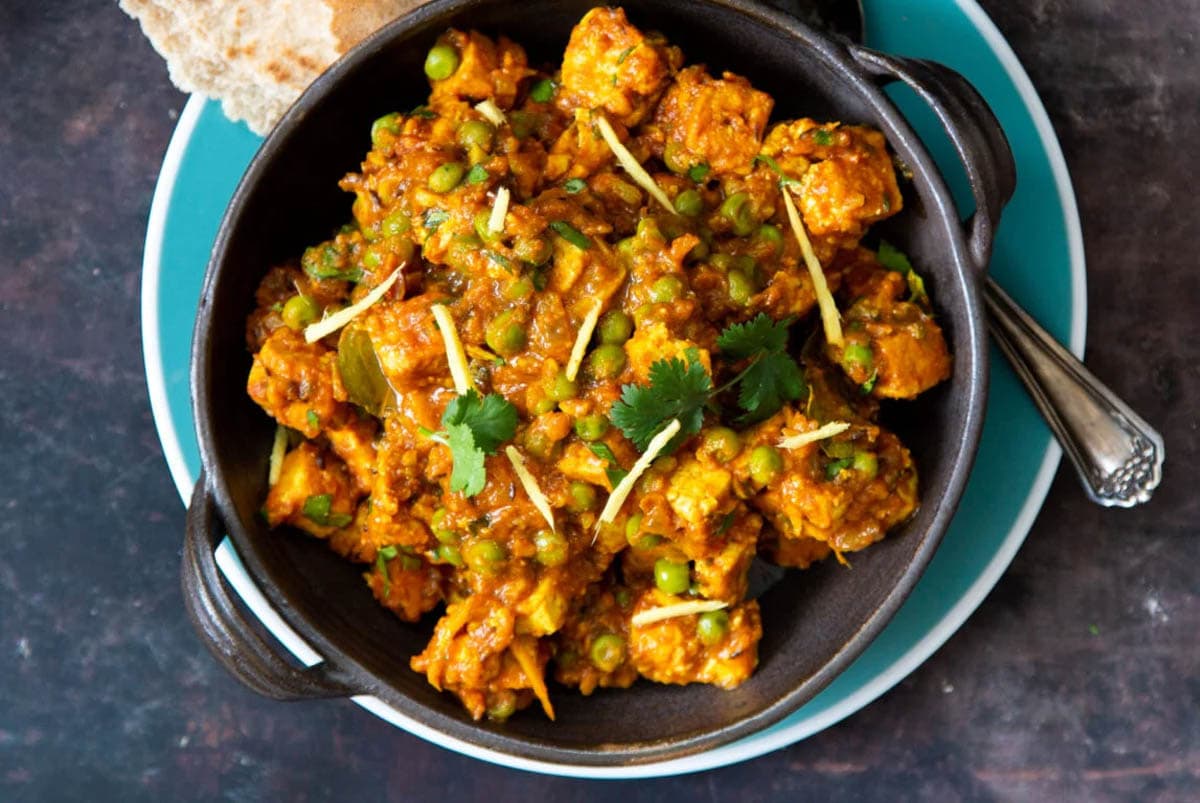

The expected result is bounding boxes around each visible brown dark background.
[1,1,1196,800]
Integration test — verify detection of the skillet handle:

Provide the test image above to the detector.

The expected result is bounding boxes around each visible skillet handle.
[182,471,360,700]
[848,46,1016,272]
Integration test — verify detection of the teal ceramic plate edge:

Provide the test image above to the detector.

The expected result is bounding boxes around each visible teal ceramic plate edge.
[141,0,1086,779]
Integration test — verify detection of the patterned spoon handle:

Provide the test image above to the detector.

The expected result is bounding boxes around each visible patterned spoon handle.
[984,277,1164,507]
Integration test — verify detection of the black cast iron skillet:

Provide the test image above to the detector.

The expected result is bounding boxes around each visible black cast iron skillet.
[183,0,1015,767]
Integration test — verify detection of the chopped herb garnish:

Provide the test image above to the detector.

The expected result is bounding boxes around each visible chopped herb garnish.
[423,208,450,231]
[466,164,490,184]
[812,129,834,146]
[588,442,629,487]
[716,314,806,423]
[306,409,320,430]
[302,494,353,527]
[825,457,853,479]
[563,178,587,194]
[531,267,549,291]
[548,220,590,250]
[753,154,801,189]
[270,302,284,313]
[426,390,519,497]
[486,250,513,271]
[302,242,362,283]
[615,45,637,64]
[687,163,710,183]
[877,240,929,304]
[610,353,713,454]
[529,78,556,103]
[861,370,878,395]
[375,545,399,595]
[410,105,437,119]
[715,511,736,536]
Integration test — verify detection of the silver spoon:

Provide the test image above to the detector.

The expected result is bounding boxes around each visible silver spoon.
[773,0,1164,507]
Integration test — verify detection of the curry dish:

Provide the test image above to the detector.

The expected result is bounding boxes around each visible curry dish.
[245,7,951,722]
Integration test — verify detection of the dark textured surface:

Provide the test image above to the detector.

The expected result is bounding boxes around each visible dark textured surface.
[0,1,1195,800]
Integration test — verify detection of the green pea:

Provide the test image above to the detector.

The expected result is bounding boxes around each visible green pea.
[701,427,741,464]
[654,558,690,595]
[545,370,578,403]
[430,507,448,529]
[435,543,463,567]
[727,269,757,305]
[281,295,320,330]
[650,275,685,303]
[696,610,730,646]
[485,311,526,357]
[567,481,598,513]
[573,414,609,442]
[457,119,495,151]
[755,223,784,254]
[445,233,483,272]
[615,236,637,263]
[720,192,757,236]
[362,246,384,270]
[842,343,874,372]
[624,512,644,542]
[524,429,555,460]
[673,189,703,217]
[506,277,534,300]
[381,210,411,237]
[687,239,710,263]
[589,633,626,672]
[749,445,784,486]
[597,310,633,345]
[434,527,460,546]
[514,235,553,266]
[663,141,690,175]
[465,539,506,573]
[534,529,569,567]
[370,112,402,146]
[474,210,502,243]
[428,162,465,193]
[486,693,517,722]
[585,344,626,381]
[531,398,557,415]
[853,450,879,480]
[424,43,460,80]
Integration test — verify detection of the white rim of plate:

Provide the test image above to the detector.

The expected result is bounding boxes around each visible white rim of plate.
[141,0,1086,779]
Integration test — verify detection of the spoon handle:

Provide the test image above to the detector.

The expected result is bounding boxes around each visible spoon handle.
[983,278,1164,507]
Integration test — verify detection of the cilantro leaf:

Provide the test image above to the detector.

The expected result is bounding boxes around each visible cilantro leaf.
[736,351,805,424]
[716,313,792,359]
[588,442,628,486]
[610,355,712,452]
[529,78,556,103]
[563,178,587,194]
[752,154,801,188]
[877,240,914,273]
[441,390,518,454]
[445,423,486,496]
[877,241,928,305]
[301,494,352,527]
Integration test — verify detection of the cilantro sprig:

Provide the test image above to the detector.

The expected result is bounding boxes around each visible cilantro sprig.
[716,314,807,424]
[610,352,713,453]
[608,315,806,454]
[425,390,519,496]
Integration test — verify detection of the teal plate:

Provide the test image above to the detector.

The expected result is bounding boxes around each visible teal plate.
[141,0,1085,778]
